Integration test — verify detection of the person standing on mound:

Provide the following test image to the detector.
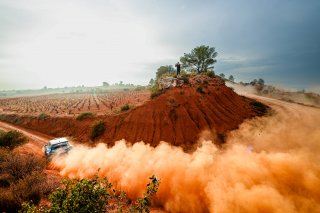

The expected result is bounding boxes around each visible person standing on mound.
[175,62,181,76]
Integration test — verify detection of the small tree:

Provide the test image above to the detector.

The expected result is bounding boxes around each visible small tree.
[258,78,265,86]
[228,75,234,82]
[156,65,175,80]
[180,45,217,73]
[250,79,258,85]
[102,82,109,87]
[148,78,155,87]
[219,73,225,79]
[252,78,265,91]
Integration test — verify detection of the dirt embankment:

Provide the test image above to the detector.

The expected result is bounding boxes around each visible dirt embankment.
[0,76,265,149]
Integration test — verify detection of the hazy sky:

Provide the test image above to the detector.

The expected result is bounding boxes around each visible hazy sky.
[0,0,320,91]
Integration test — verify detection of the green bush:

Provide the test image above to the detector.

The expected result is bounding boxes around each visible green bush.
[38,113,49,121]
[76,112,96,121]
[90,121,106,140]
[0,130,28,149]
[120,104,130,112]
[49,176,111,213]
[133,175,160,212]
[205,71,215,78]
[0,114,23,124]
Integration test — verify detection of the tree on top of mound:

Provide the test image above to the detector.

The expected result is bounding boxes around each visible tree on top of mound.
[180,45,218,73]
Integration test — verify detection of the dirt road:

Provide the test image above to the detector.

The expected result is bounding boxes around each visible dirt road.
[247,94,320,125]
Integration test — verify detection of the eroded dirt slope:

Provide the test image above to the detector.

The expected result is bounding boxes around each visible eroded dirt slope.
[102,77,260,148]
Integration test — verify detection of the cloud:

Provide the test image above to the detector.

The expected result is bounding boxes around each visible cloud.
[0,0,320,90]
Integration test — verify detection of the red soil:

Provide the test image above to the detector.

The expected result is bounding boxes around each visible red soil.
[0,76,262,149]
[102,76,258,148]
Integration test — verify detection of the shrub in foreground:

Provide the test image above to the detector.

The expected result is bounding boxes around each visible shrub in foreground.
[0,149,48,212]
[1,152,45,181]
[20,175,160,213]
[50,176,111,213]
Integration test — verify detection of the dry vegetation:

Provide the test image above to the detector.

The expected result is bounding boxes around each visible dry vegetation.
[0,150,51,212]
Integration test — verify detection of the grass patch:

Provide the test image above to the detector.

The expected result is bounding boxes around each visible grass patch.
[90,120,106,140]
[76,112,96,120]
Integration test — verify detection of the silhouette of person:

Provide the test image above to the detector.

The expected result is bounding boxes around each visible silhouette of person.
[175,62,181,76]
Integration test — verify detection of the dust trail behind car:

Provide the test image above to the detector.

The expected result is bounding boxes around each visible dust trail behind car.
[51,98,320,213]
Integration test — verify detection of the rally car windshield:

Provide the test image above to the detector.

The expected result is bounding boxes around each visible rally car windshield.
[51,142,69,150]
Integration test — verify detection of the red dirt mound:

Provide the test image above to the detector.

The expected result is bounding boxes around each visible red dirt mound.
[101,76,259,148]
[0,75,265,149]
